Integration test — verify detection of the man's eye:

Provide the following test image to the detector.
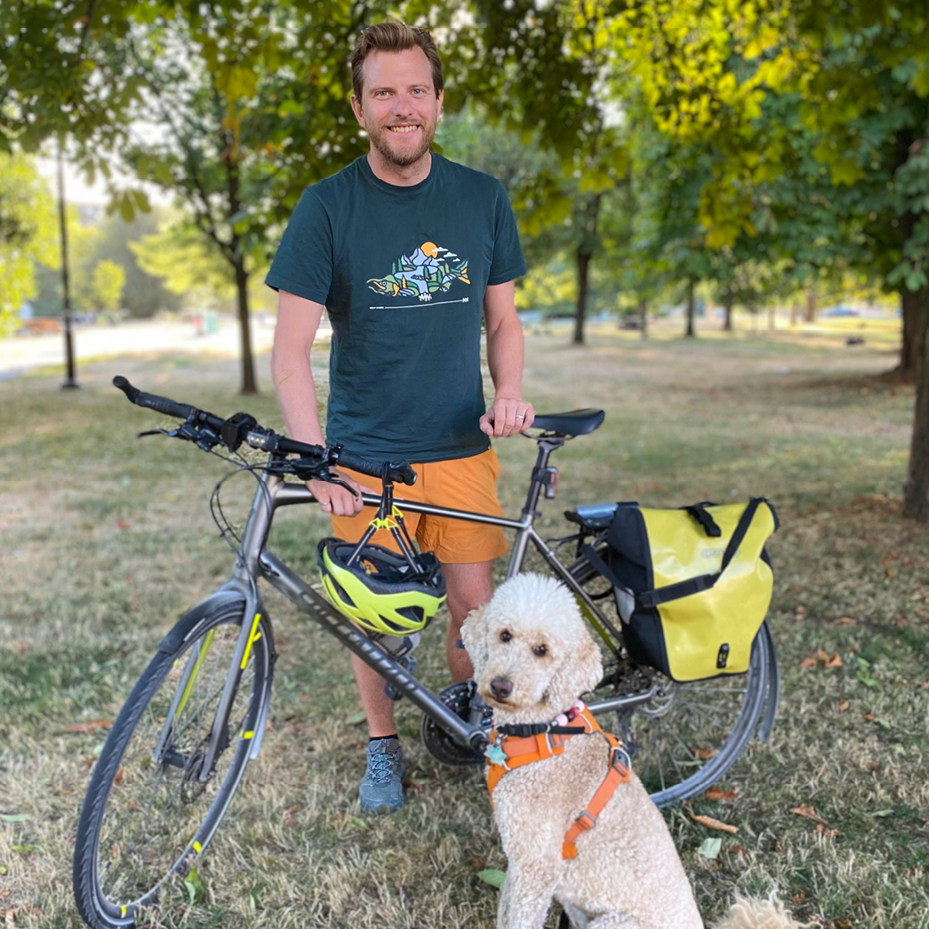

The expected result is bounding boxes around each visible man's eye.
[532,644,547,658]
[499,630,512,643]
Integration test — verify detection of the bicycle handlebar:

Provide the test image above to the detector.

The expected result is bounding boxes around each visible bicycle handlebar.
[112,376,417,486]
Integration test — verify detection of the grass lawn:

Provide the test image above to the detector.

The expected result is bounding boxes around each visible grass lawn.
[1,321,928,928]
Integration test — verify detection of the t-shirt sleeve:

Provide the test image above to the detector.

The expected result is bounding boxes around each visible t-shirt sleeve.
[264,188,333,304]
[487,182,527,286]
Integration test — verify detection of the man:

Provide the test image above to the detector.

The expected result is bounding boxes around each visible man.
[266,21,533,813]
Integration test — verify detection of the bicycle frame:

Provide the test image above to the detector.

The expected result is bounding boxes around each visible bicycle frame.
[193,437,659,781]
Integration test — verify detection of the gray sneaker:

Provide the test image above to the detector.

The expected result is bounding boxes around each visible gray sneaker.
[359,738,404,813]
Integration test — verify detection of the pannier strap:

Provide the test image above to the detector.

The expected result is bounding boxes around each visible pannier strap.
[639,497,766,608]
[580,498,774,610]
[682,502,722,537]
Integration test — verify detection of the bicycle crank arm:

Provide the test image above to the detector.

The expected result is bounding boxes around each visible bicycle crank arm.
[586,684,663,716]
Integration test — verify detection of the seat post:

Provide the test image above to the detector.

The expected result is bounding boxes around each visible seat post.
[520,437,564,520]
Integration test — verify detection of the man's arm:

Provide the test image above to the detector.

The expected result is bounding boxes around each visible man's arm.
[271,290,368,515]
[479,280,535,437]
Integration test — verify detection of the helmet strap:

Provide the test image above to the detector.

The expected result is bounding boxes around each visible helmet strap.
[345,469,426,575]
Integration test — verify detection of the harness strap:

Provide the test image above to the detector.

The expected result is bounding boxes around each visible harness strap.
[562,731,631,859]
[485,708,631,858]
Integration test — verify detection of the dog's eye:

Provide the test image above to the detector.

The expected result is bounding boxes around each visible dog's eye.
[499,630,512,643]
[532,644,548,657]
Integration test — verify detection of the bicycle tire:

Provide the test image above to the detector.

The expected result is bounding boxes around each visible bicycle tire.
[73,601,273,929]
[569,548,771,807]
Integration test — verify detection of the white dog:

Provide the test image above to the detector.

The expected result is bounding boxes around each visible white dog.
[461,574,800,929]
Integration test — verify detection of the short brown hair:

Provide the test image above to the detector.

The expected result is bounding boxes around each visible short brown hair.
[351,22,444,99]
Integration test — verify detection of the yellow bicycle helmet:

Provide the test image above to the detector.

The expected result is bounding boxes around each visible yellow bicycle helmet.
[317,537,447,636]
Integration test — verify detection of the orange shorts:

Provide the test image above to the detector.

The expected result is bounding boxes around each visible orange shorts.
[329,448,508,564]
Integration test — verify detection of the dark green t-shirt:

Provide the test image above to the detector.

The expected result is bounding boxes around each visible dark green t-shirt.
[265,153,526,463]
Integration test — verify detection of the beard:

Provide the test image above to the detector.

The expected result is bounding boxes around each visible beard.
[368,118,437,168]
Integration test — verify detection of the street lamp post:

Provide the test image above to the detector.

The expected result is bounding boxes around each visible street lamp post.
[58,144,80,390]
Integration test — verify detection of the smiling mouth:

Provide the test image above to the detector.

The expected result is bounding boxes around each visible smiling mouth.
[388,125,420,134]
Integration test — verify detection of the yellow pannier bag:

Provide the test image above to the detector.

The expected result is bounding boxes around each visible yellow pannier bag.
[580,498,778,682]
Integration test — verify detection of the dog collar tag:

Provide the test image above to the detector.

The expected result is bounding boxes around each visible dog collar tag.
[487,745,507,765]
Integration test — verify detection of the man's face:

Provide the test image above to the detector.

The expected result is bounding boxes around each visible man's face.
[351,47,443,168]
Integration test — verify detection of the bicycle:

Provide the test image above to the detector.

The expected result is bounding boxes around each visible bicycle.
[72,376,780,929]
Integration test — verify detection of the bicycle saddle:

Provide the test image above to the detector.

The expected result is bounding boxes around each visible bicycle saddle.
[530,409,605,436]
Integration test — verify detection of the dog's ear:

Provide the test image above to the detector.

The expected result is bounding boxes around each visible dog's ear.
[575,628,604,695]
[545,626,603,712]
[460,604,489,674]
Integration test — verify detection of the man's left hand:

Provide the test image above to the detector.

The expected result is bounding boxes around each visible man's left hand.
[479,397,535,437]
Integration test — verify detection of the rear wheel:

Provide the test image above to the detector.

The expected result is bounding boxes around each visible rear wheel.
[72,602,273,928]
[571,550,771,806]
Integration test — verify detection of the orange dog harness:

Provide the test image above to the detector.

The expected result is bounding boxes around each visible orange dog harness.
[485,706,632,859]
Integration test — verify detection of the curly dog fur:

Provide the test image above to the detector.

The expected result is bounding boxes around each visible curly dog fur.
[462,574,801,929]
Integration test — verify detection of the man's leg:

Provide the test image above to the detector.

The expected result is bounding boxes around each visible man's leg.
[441,559,495,681]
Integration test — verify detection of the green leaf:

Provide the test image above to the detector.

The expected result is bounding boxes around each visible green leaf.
[873,809,894,818]
[346,710,367,725]
[184,865,204,905]
[119,193,135,223]
[249,886,263,911]
[351,816,371,830]
[698,837,722,860]
[478,869,506,888]
[0,813,28,823]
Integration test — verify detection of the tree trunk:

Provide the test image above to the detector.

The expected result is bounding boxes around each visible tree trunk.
[804,288,816,323]
[685,280,696,338]
[572,193,602,346]
[234,257,258,395]
[768,305,775,330]
[723,296,733,332]
[573,248,591,345]
[899,288,919,376]
[790,301,799,326]
[639,298,648,340]
[903,287,929,521]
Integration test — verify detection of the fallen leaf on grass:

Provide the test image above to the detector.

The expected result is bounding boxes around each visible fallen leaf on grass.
[477,869,506,888]
[690,812,738,834]
[60,720,113,734]
[824,653,843,668]
[703,787,737,801]
[789,805,827,825]
[800,657,818,669]
[697,837,722,860]
[791,891,805,904]
[816,825,840,837]
[0,814,27,824]
[346,711,367,726]
[863,713,875,721]
[833,617,859,626]
[836,698,850,711]
[835,919,851,928]
[350,816,371,831]
[691,747,718,760]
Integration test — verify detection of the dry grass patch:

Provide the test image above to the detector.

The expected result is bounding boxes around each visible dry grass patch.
[2,332,928,928]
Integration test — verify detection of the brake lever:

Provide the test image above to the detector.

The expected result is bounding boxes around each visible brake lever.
[137,428,177,439]
[329,477,361,499]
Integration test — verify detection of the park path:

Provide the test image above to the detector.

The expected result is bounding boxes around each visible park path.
[0,317,282,382]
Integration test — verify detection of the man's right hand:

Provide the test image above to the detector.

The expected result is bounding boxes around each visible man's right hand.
[308,470,373,517]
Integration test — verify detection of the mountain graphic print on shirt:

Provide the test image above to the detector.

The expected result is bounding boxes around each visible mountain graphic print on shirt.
[367,241,470,304]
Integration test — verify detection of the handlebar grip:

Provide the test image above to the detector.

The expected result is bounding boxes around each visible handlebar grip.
[113,375,196,421]
[337,450,418,486]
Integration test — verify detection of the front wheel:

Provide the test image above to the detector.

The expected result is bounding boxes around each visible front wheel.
[72,601,273,929]
[571,552,772,806]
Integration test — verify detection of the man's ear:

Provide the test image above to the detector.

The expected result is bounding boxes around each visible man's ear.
[350,93,365,127]
[460,604,488,675]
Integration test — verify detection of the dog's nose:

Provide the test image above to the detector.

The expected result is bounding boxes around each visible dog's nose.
[490,677,513,700]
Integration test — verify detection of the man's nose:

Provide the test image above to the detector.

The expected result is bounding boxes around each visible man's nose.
[490,678,513,700]
[392,93,414,116]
